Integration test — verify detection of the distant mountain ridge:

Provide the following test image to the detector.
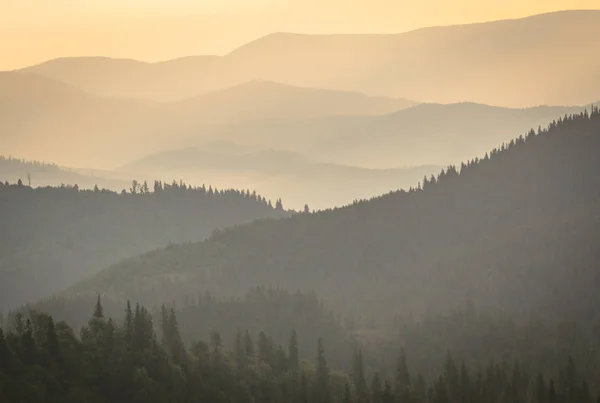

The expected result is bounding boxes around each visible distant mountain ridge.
[0,73,414,168]
[176,80,416,123]
[118,147,441,209]
[4,69,590,172]
[17,10,600,106]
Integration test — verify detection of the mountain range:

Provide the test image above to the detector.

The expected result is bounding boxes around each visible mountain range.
[18,10,600,107]
[1,70,590,172]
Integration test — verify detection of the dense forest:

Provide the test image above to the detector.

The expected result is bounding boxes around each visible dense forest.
[0,181,287,311]
[2,298,600,403]
[50,109,600,326]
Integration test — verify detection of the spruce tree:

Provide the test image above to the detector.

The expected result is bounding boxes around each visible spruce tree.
[244,329,255,357]
[353,347,368,403]
[314,338,330,403]
[371,373,383,403]
[395,348,411,402]
[289,329,299,371]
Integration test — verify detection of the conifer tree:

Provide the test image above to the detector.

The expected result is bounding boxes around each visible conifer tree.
[353,347,368,402]
[244,329,255,357]
[314,338,330,403]
[289,329,299,371]
[371,373,383,403]
[124,300,133,350]
[395,348,411,402]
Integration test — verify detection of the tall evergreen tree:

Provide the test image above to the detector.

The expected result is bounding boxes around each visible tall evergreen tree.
[289,330,299,371]
[314,338,330,403]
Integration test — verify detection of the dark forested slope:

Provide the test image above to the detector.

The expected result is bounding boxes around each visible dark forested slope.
[0,182,286,310]
[58,109,600,322]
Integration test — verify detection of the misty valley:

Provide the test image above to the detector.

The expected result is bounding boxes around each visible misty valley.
[1,8,600,403]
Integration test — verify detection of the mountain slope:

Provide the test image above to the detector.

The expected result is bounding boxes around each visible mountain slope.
[57,110,600,323]
[0,182,286,310]
[20,11,600,106]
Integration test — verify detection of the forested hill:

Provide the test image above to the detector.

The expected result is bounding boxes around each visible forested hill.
[0,181,287,310]
[60,109,600,323]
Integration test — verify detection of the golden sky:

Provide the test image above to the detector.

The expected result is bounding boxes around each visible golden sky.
[1,0,599,70]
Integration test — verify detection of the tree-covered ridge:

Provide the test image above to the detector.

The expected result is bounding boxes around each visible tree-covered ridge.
[0,180,287,311]
[2,298,600,403]
[0,156,60,173]
[61,109,600,323]
[0,155,131,191]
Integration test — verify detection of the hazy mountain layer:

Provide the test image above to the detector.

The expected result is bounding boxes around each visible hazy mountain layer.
[20,11,600,106]
[0,73,415,168]
[186,103,586,168]
[120,148,440,209]
[3,70,585,177]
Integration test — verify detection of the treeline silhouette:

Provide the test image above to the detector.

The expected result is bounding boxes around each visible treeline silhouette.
[1,298,600,402]
[0,180,286,310]
[60,108,600,324]
[0,156,60,174]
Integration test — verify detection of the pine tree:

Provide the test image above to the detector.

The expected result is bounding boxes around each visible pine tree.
[124,300,133,350]
[371,373,383,403]
[20,319,37,364]
[395,348,411,402]
[382,380,394,403]
[548,379,557,403]
[343,382,353,403]
[258,330,271,362]
[314,338,330,403]
[244,329,255,357]
[211,331,223,352]
[536,373,547,403]
[235,329,245,369]
[45,316,60,361]
[353,347,368,403]
[289,329,299,371]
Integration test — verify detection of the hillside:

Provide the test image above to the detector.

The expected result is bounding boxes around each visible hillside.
[59,109,600,322]
[20,11,600,106]
[119,148,440,209]
[0,182,286,311]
